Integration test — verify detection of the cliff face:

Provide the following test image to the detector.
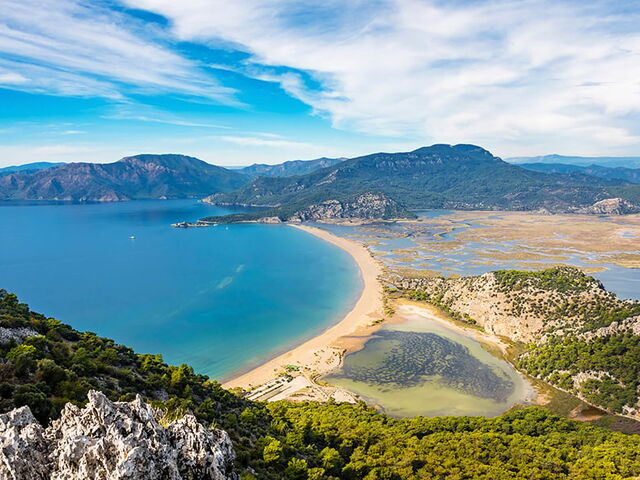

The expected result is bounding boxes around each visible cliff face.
[0,391,236,480]
[289,192,407,221]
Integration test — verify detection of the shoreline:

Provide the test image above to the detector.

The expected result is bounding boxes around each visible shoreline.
[223,224,384,390]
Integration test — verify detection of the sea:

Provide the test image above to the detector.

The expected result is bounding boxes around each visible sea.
[0,200,362,381]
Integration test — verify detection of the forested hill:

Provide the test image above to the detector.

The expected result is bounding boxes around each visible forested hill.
[508,154,640,168]
[520,162,640,184]
[4,288,640,478]
[204,144,640,222]
[0,162,64,175]
[0,154,250,201]
[238,157,345,177]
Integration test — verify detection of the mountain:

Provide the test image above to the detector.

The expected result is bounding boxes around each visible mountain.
[238,157,346,177]
[520,163,640,184]
[0,162,64,175]
[203,144,640,221]
[0,154,250,201]
[508,154,640,168]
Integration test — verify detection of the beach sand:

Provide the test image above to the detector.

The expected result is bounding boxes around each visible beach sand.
[223,224,384,390]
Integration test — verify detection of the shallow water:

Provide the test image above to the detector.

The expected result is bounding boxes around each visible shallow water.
[325,307,532,417]
[0,200,362,380]
[317,213,640,300]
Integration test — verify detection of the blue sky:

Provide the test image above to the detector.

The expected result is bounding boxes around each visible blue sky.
[1,0,639,167]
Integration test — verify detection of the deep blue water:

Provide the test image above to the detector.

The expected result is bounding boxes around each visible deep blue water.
[0,200,361,380]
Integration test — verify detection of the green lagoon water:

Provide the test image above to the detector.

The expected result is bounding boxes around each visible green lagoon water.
[0,200,361,381]
[326,306,532,417]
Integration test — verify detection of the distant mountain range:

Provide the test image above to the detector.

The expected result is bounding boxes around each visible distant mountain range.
[520,163,640,184]
[202,144,640,221]
[0,154,248,201]
[508,154,640,168]
[3,147,640,219]
[0,162,64,175]
[237,157,346,177]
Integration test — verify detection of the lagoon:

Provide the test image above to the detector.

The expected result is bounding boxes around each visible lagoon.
[326,305,532,417]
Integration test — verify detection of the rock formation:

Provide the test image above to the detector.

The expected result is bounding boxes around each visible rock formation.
[391,267,628,343]
[577,197,640,215]
[0,391,237,480]
[289,192,406,221]
[0,327,38,345]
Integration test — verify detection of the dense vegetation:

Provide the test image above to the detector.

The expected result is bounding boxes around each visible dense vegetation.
[493,268,595,293]
[519,334,640,414]
[519,162,640,184]
[205,144,639,222]
[4,289,640,479]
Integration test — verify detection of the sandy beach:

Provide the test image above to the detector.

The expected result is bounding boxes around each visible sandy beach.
[223,224,384,390]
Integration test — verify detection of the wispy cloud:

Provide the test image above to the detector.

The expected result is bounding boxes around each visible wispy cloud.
[105,103,231,129]
[0,0,237,103]
[218,135,313,148]
[122,0,640,155]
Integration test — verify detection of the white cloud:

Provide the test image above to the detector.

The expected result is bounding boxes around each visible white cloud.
[0,0,236,103]
[121,0,640,155]
[0,70,26,84]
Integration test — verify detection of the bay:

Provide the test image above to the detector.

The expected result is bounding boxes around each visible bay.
[0,200,361,381]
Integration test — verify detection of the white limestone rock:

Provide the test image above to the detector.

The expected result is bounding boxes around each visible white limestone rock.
[0,391,236,480]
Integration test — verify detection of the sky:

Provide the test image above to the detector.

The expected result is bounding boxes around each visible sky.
[1,0,640,167]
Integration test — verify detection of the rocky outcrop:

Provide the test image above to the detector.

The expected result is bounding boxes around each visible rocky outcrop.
[580,315,640,341]
[577,198,640,215]
[394,273,548,342]
[0,391,236,480]
[391,267,625,343]
[289,192,406,221]
[0,327,38,345]
[0,405,49,479]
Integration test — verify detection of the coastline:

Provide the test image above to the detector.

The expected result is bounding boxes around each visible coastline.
[223,224,384,390]
[221,223,537,415]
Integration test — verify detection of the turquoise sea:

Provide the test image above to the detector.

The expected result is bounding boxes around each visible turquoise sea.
[0,200,361,381]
